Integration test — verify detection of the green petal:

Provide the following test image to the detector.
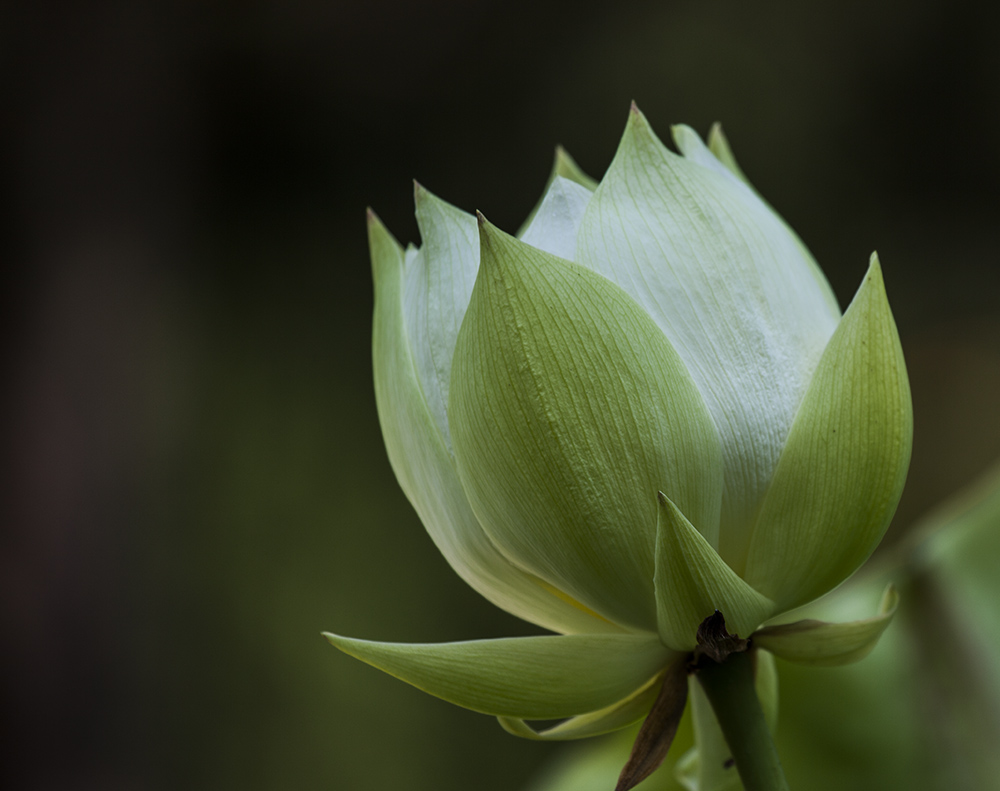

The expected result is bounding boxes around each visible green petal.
[498,670,666,741]
[654,494,776,651]
[742,257,913,608]
[449,217,723,632]
[754,585,898,666]
[519,176,593,260]
[324,632,670,719]
[517,145,599,237]
[369,209,623,635]
[576,105,841,575]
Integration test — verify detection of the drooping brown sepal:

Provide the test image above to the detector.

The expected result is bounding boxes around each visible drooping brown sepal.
[614,656,689,791]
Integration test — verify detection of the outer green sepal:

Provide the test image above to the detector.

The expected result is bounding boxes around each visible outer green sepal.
[324,632,670,719]
[754,585,899,666]
[654,493,776,651]
[449,216,722,632]
[743,254,913,608]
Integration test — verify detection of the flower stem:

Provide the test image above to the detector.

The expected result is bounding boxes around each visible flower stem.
[696,650,790,791]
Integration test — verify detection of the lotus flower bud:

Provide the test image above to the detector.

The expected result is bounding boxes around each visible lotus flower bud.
[326,104,912,754]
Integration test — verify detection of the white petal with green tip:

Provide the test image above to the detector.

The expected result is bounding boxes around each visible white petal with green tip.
[754,585,899,666]
[742,256,912,608]
[552,145,599,191]
[654,493,776,651]
[449,217,723,632]
[520,176,593,260]
[701,123,841,319]
[324,632,671,719]
[498,670,668,741]
[517,146,598,237]
[706,123,752,185]
[576,105,841,574]
[370,211,623,635]
[404,184,479,452]
[671,124,754,193]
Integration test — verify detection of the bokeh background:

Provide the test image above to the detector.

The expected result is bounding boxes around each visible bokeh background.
[3,1,1000,789]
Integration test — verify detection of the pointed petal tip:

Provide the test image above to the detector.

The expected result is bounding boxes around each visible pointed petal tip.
[626,101,647,130]
[656,490,668,507]
[365,206,396,239]
[412,179,425,201]
[550,145,599,190]
[860,251,886,294]
[620,102,661,148]
[475,210,500,254]
[365,208,405,270]
[475,211,507,255]
[707,121,727,147]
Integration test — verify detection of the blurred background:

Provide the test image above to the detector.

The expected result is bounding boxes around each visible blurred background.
[3,0,999,789]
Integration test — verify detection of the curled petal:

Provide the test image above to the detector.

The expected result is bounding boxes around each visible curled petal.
[498,671,666,741]
[754,585,899,666]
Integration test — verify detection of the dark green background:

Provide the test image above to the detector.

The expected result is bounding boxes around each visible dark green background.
[3,1,999,789]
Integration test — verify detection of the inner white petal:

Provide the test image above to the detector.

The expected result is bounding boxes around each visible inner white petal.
[519,176,594,261]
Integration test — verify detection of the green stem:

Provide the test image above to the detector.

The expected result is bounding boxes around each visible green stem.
[696,650,790,791]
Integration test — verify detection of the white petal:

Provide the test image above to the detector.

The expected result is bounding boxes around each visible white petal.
[519,176,594,260]
[576,106,841,573]
[700,122,842,319]
[517,146,598,237]
[403,183,479,453]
